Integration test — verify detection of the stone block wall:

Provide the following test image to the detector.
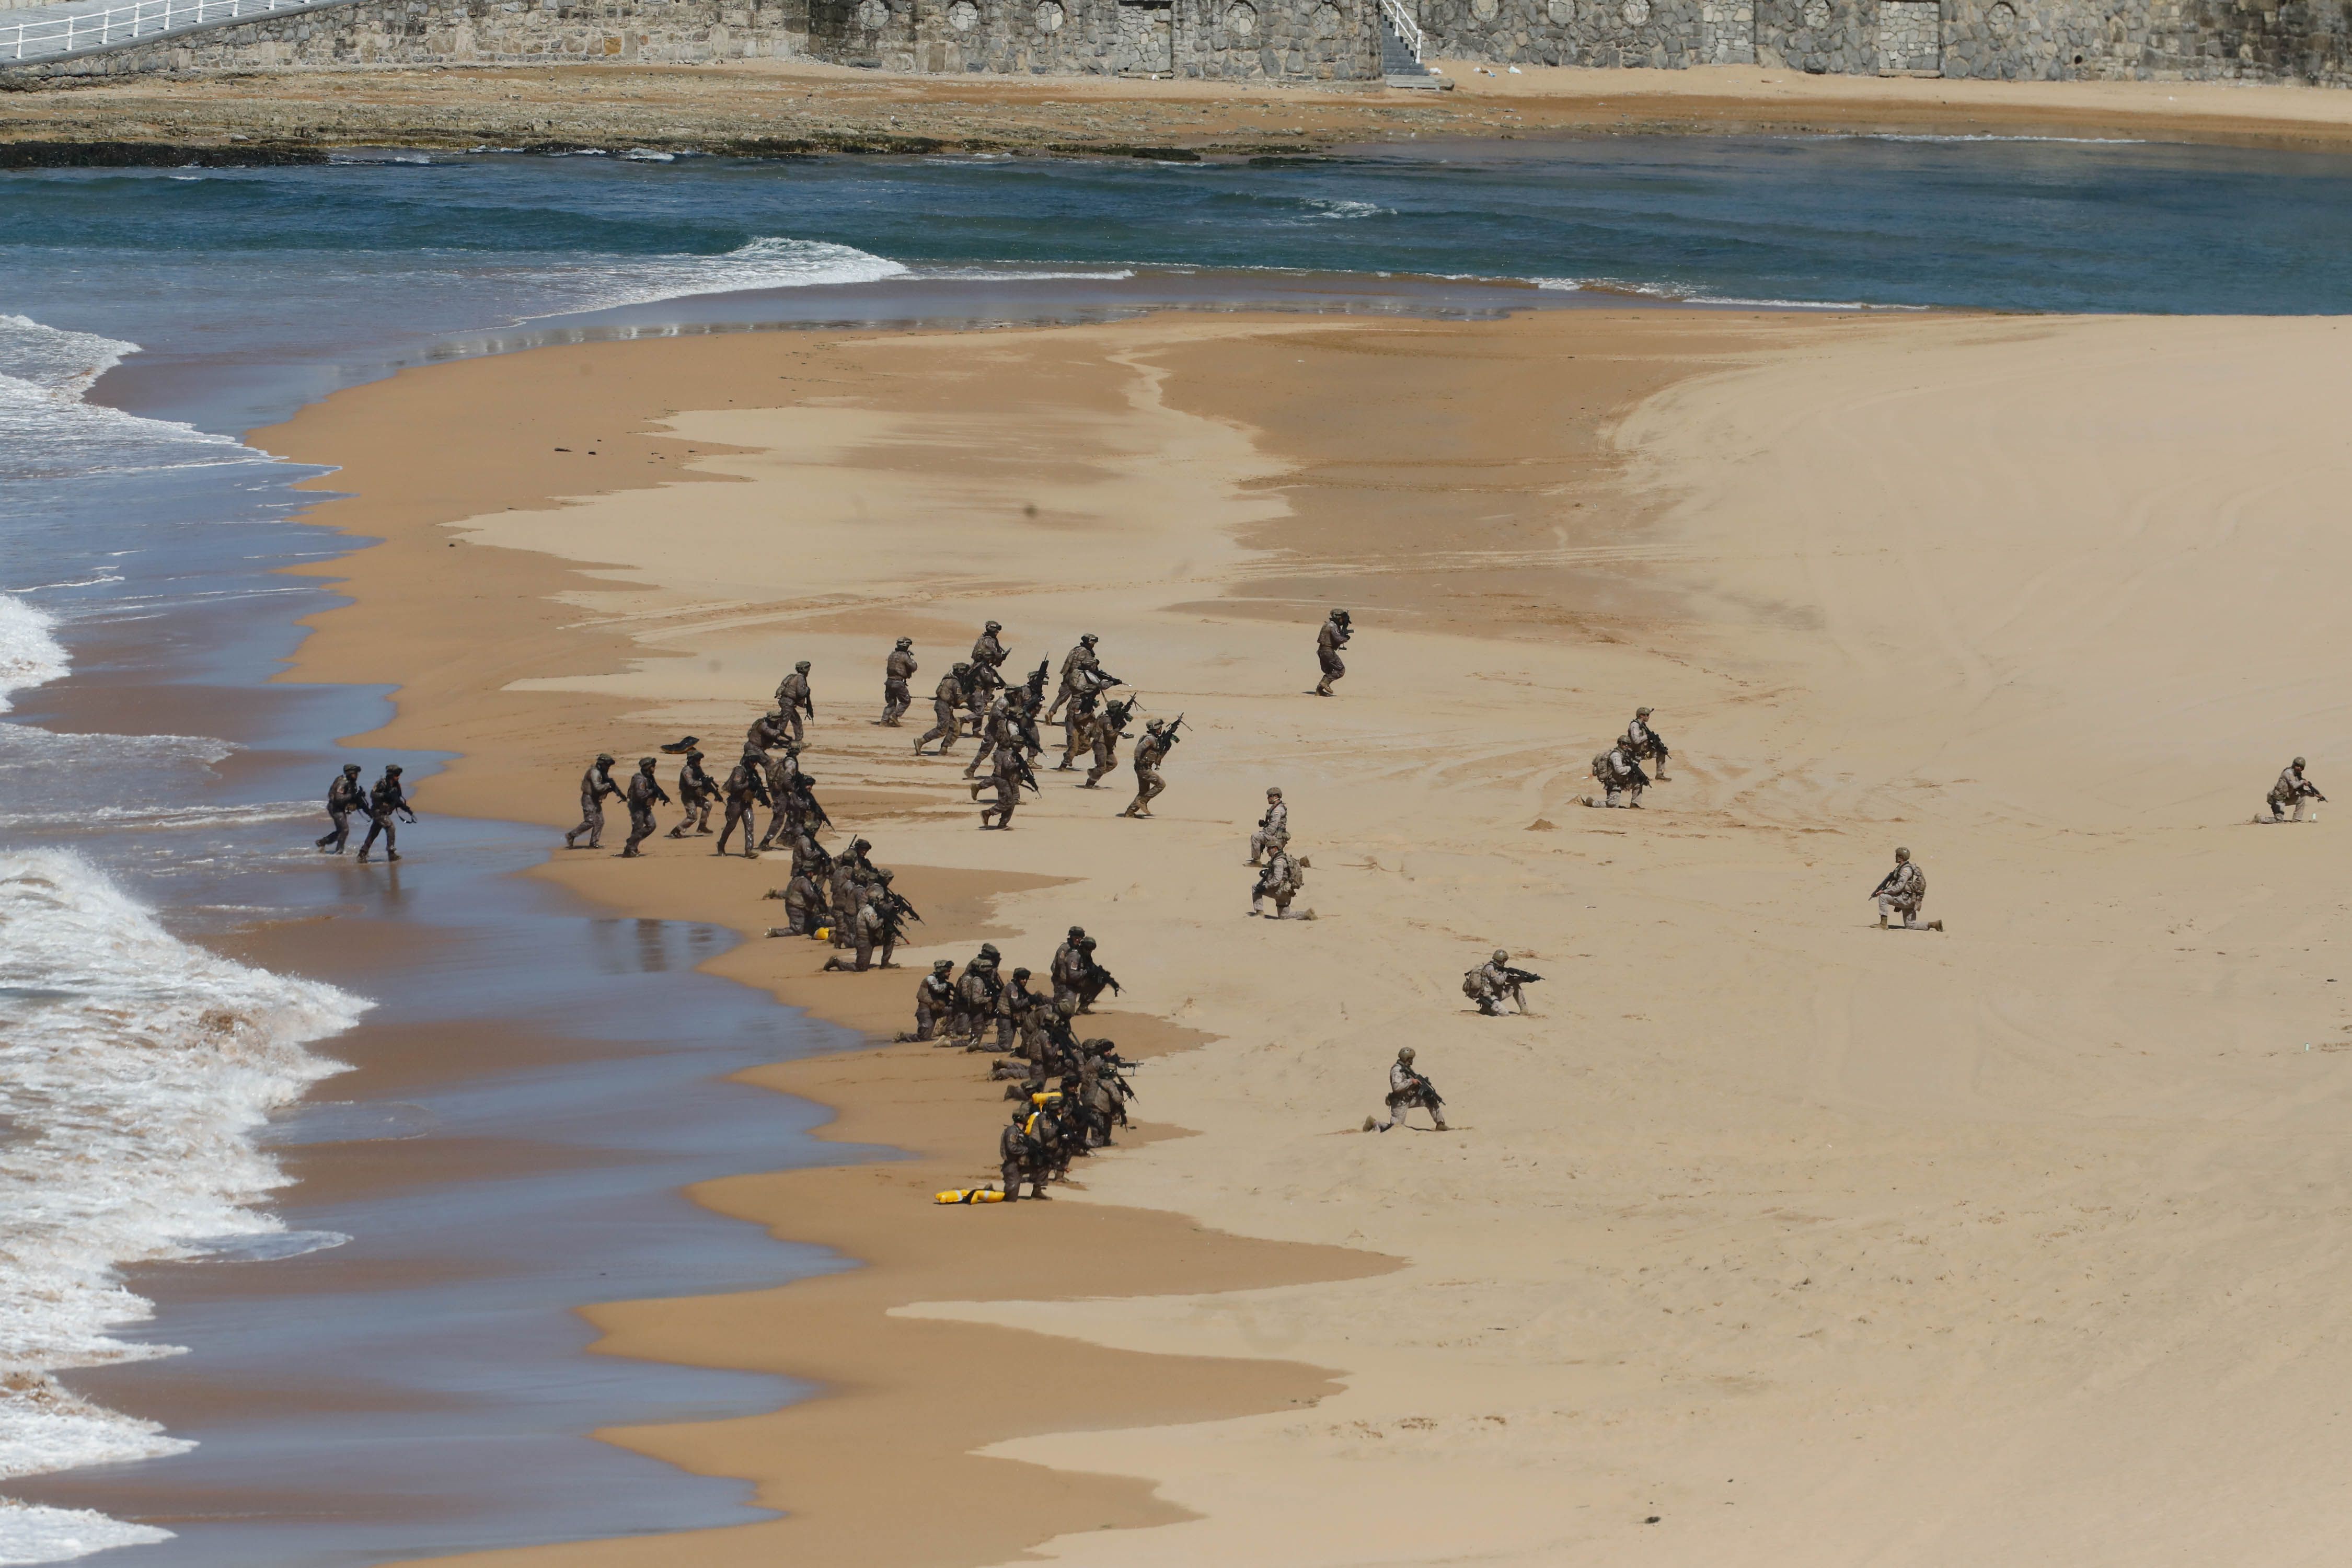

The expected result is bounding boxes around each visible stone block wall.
[1422,0,2350,80]
[803,0,1375,78]
[5,0,2345,86]
[12,0,807,78]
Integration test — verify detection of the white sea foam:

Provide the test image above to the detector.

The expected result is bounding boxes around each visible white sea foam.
[0,850,365,1561]
[0,1502,173,1566]
[1532,276,1916,310]
[0,800,315,834]
[0,602,67,719]
[1304,197,1390,220]
[517,235,912,317]
[0,315,261,484]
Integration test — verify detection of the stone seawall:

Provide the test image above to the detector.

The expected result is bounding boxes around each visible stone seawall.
[1415,0,2351,82]
[803,0,1378,77]
[5,0,2344,85]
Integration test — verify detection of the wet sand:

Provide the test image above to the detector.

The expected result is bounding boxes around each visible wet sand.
[233,302,2352,1568]
[16,60,2352,163]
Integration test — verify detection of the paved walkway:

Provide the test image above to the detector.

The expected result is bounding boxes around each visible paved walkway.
[2,0,347,64]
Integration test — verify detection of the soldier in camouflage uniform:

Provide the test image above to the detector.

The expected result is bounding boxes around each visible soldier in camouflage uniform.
[1249,787,1288,865]
[1313,607,1351,697]
[667,750,716,837]
[897,959,958,1042]
[1870,847,1941,930]
[916,665,969,755]
[1119,719,1178,818]
[1250,845,1310,918]
[2265,757,2326,823]
[1044,633,1102,722]
[879,637,918,727]
[564,754,621,850]
[618,756,671,857]
[714,750,771,858]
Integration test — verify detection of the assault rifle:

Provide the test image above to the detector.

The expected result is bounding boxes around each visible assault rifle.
[878,890,923,944]
[1496,966,1543,988]
[1081,960,1123,999]
[1403,1068,1443,1112]
[1163,712,1186,744]
[1009,751,1041,795]
[1868,868,1908,900]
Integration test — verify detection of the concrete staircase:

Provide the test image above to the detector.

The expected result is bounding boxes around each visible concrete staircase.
[1376,0,1446,88]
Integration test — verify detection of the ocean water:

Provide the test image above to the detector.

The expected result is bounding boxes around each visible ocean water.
[2,134,2349,1564]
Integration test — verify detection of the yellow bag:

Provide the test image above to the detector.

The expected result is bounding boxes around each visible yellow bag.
[1029,1090,1063,1109]
[813,926,832,941]
[935,1187,1007,1204]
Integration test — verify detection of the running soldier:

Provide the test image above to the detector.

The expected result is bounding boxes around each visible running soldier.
[618,756,671,858]
[970,620,1009,676]
[972,748,1032,830]
[1082,696,1136,789]
[1313,607,1352,697]
[355,764,415,864]
[1119,716,1181,818]
[1250,845,1311,919]
[316,764,365,854]
[879,637,918,727]
[1057,685,1099,771]
[897,960,958,1042]
[1044,633,1102,721]
[915,665,969,755]
[1249,787,1288,864]
[2264,757,2326,823]
[714,749,771,858]
[666,749,716,837]
[1624,706,1671,780]
[756,747,801,849]
[774,660,814,745]
[564,753,622,849]
[1363,1046,1447,1132]
[1869,847,1942,931]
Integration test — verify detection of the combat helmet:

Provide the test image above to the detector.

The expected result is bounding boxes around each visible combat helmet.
[1398,1045,1416,1063]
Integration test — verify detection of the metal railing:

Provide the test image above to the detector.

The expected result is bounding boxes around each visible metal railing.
[5,0,332,63]
[1376,0,1422,60]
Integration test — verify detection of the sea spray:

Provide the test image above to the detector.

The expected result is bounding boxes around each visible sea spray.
[0,850,367,1562]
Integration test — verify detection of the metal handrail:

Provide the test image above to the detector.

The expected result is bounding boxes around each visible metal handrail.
[5,0,332,63]
[1376,0,1422,60]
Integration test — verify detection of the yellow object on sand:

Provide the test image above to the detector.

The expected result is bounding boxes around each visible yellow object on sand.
[935,1187,1007,1204]
[813,926,831,941]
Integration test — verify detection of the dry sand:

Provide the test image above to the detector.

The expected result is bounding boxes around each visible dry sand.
[253,303,2352,1566]
[18,59,2352,160]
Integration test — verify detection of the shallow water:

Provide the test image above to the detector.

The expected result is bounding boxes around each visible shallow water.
[2,134,2347,1564]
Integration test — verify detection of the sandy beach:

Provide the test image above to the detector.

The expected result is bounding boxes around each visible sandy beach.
[246,299,2352,1567]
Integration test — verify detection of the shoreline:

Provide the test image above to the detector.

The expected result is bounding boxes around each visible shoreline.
[16,62,2352,163]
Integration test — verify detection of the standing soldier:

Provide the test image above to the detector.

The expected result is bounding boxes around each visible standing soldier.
[1119,716,1182,820]
[618,757,671,857]
[897,960,959,1043]
[1057,685,1099,771]
[774,660,815,745]
[355,764,416,864]
[916,665,969,755]
[1250,845,1310,919]
[1869,847,1942,931]
[564,753,621,850]
[879,637,918,727]
[1050,927,1088,1008]
[667,750,716,838]
[714,748,771,859]
[756,747,801,850]
[1625,706,1671,780]
[1363,1046,1447,1133]
[1249,787,1289,865]
[2264,757,2326,823]
[1044,633,1102,721]
[1313,607,1352,697]
[316,763,365,854]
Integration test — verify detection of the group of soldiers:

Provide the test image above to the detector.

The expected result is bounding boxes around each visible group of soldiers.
[313,762,416,863]
[886,623,1189,825]
[1585,707,1671,809]
[885,926,1132,1200]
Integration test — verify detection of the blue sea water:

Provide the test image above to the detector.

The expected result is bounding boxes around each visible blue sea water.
[2,134,2349,1565]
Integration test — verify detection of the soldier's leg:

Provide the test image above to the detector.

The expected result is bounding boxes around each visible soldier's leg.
[913,1003,938,1042]
[786,710,804,745]
[621,809,654,857]
[1000,1158,1023,1200]
[356,814,382,860]
[317,809,349,852]
[667,806,691,839]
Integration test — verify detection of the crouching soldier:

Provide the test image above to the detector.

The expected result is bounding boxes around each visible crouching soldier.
[2265,757,2326,823]
[897,959,958,1042]
[1584,743,1647,809]
[1462,950,1537,1016]
[1870,846,1943,931]
[1250,845,1312,919]
[1000,1106,1048,1201]
[1363,1046,1446,1133]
